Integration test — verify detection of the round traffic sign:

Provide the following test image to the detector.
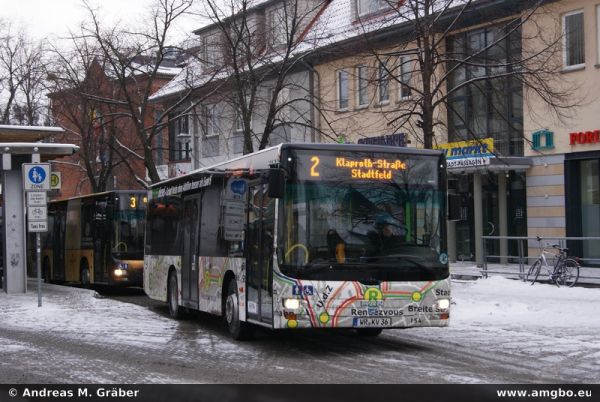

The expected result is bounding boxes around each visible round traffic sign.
[28,166,46,184]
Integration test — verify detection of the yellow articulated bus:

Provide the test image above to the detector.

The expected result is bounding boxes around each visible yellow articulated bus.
[43,190,147,287]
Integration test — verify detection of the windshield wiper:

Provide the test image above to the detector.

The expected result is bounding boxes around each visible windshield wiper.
[360,254,438,272]
[300,260,334,275]
[299,259,367,275]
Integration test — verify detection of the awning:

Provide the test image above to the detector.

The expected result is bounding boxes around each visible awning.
[447,156,532,174]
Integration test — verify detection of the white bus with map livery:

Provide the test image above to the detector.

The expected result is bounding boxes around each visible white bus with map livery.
[144,143,450,339]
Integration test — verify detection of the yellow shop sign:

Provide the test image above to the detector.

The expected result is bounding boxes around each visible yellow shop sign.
[434,138,495,160]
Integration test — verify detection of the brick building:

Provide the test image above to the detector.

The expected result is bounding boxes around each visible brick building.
[49,57,180,199]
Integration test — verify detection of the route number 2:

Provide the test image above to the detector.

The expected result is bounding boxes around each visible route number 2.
[310,156,320,177]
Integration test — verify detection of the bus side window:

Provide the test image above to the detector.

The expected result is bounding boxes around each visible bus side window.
[81,204,94,246]
[147,196,183,255]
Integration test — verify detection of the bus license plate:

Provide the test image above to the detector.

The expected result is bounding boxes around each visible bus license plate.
[353,317,392,327]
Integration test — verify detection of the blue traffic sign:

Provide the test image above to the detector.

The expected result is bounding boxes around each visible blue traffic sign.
[28,166,46,184]
[22,163,51,191]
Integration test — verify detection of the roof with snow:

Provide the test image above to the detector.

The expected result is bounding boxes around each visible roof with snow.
[149,0,492,101]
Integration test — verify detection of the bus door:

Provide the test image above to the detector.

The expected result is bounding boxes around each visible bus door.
[181,195,201,308]
[53,208,67,281]
[93,200,110,283]
[246,184,274,324]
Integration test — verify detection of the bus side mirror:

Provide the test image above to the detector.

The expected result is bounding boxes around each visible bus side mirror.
[268,168,285,199]
[448,193,461,221]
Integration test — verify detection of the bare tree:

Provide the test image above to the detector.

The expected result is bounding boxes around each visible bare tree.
[16,38,47,125]
[47,37,123,193]
[75,0,197,185]
[189,0,328,154]
[0,21,49,126]
[347,0,581,151]
[0,22,26,124]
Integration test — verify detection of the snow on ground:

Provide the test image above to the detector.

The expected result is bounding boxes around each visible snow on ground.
[0,285,178,348]
[450,276,600,329]
[1,277,600,339]
[1,277,600,383]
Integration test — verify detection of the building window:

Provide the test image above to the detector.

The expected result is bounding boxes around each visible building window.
[531,129,554,150]
[269,6,288,48]
[269,124,291,146]
[378,61,389,103]
[563,10,585,68]
[154,110,164,165]
[235,113,243,132]
[337,70,349,110]
[206,105,219,137]
[357,0,391,17]
[201,106,219,157]
[398,55,412,99]
[447,26,523,156]
[203,35,222,68]
[273,87,291,120]
[565,157,600,266]
[169,113,191,161]
[202,135,220,157]
[357,65,369,107]
[232,113,244,154]
[232,135,244,154]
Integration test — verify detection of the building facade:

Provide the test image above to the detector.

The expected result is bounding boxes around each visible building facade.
[312,0,533,264]
[154,0,599,264]
[50,58,178,198]
[152,0,326,176]
[524,0,600,265]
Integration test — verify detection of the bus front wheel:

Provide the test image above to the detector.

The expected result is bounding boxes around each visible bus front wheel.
[168,271,183,319]
[225,280,253,340]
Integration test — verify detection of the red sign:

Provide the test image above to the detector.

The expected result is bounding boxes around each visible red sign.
[570,130,600,146]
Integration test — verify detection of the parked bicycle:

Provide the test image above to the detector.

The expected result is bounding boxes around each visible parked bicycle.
[527,237,580,287]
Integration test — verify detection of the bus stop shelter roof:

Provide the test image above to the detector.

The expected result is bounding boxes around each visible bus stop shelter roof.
[0,142,79,161]
[0,125,64,142]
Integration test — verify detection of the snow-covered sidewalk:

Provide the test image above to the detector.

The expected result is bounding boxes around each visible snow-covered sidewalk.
[0,282,177,349]
[451,276,600,328]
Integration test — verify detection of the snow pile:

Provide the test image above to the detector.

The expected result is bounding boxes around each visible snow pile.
[451,276,600,329]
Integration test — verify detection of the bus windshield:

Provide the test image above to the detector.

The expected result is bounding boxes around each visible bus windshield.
[278,149,447,282]
[113,194,146,259]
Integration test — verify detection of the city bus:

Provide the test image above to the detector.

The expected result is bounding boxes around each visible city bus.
[144,143,450,339]
[43,190,147,287]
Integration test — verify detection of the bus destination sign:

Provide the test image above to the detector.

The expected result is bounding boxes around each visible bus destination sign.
[300,154,407,181]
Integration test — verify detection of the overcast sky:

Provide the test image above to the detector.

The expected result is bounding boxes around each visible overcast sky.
[0,0,199,43]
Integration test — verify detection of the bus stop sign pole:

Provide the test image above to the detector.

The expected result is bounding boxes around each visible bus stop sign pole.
[22,155,50,307]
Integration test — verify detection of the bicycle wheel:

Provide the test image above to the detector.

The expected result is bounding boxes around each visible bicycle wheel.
[555,258,579,288]
[527,259,542,285]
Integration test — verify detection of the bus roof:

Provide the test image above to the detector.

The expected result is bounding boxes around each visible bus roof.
[49,190,147,204]
[150,143,443,189]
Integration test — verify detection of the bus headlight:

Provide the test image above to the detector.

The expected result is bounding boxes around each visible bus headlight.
[436,298,450,310]
[283,298,300,310]
[114,269,127,277]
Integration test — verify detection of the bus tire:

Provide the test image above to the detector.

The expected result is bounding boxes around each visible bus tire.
[356,328,383,337]
[167,271,183,319]
[225,280,253,340]
[80,261,90,288]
